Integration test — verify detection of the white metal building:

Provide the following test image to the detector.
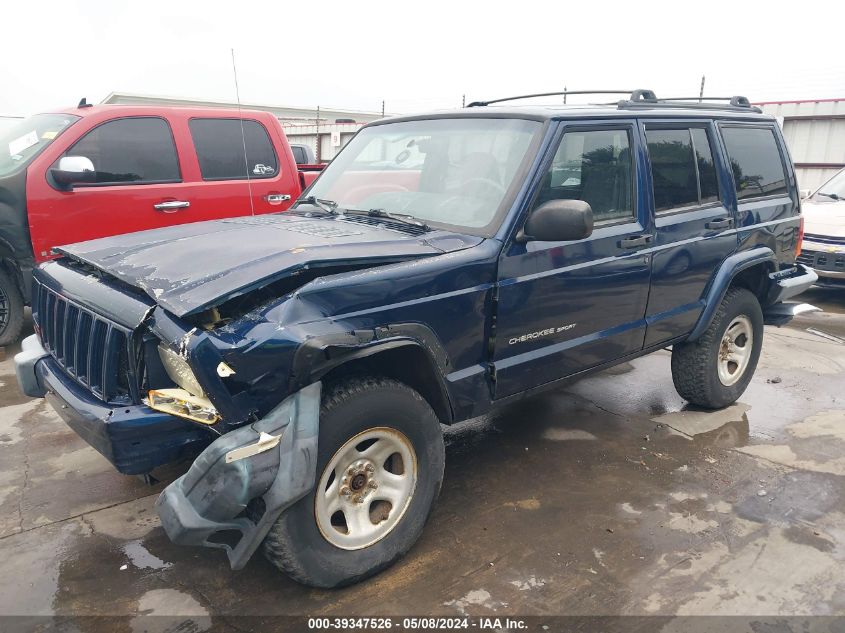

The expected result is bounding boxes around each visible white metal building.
[757,99,845,192]
[101,92,386,161]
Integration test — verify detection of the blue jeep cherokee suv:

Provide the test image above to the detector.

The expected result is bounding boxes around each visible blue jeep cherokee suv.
[15,90,817,587]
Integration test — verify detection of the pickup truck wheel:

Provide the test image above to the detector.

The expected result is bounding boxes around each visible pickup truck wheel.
[671,287,763,409]
[0,269,24,347]
[261,377,445,588]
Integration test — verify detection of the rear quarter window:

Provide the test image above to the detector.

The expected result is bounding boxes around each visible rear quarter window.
[189,118,279,180]
[720,126,788,200]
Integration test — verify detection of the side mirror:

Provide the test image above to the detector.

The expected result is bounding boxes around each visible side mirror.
[51,156,96,189]
[520,199,594,242]
[799,188,811,200]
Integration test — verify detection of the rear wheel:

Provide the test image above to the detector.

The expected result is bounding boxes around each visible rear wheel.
[671,287,763,409]
[0,269,24,347]
[262,377,445,588]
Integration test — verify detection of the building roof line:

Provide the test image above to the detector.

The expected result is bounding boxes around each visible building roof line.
[100,91,384,117]
[753,98,845,105]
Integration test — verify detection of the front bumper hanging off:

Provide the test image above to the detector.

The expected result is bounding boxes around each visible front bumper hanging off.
[155,381,322,570]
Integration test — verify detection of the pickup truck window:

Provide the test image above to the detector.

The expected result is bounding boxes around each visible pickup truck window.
[535,128,634,223]
[303,118,541,234]
[646,127,720,213]
[59,117,180,185]
[189,118,279,180]
[0,113,79,177]
[721,126,788,200]
[291,146,307,164]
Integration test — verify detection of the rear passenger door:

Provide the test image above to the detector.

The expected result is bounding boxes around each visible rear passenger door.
[184,117,299,219]
[642,122,739,347]
[493,122,653,398]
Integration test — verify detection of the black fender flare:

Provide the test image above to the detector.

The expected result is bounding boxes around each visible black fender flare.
[289,322,455,422]
[687,247,776,342]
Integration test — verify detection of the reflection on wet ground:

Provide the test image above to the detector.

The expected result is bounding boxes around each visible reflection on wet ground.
[0,292,844,628]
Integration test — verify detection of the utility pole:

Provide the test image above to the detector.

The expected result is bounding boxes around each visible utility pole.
[381,100,385,117]
[315,105,321,163]
[699,75,706,102]
[462,94,465,108]
[564,85,567,104]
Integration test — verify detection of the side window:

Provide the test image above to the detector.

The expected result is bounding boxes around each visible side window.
[691,128,719,205]
[536,128,634,223]
[646,129,698,212]
[189,118,278,180]
[62,117,180,185]
[646,127,722,214]
[720,126,788,200]
[291,146,306,164]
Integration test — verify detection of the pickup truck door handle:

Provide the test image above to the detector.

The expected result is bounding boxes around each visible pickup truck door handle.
[154,200,190,213]
[705,217,734,230]
[265,193,291,205]
[619,234,653,249]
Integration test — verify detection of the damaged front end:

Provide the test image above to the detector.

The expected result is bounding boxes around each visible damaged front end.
[156,382,321,569]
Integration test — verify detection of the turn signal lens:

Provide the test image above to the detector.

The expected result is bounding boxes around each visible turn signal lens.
[148,388,220,425]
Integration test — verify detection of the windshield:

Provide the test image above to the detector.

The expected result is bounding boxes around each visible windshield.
[0,113,79,178]
[300,118,542,234]
[812,169,845,202]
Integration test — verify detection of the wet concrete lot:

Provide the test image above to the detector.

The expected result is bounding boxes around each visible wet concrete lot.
[1,289,844,630]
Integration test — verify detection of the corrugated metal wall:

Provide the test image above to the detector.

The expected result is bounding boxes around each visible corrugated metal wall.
[759,100,845,191]
[283,122,364,162]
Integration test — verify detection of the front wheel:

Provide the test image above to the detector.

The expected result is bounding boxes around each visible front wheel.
[0,269,24,347]
[671,287,763,409]
[262,377,445,588]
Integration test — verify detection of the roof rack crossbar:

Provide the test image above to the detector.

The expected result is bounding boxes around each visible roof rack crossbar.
[657,96,753,107]
[617,95,762,113]
[467,89,640,107]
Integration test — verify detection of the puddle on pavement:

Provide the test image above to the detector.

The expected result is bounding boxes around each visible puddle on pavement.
[122,539,172,570]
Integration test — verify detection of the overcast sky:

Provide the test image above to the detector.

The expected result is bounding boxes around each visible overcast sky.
[2,0,844,117]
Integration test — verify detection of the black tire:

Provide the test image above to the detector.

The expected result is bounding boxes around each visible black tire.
[671,287,763,409]
[262,376,445,588]
[0,268,24,347]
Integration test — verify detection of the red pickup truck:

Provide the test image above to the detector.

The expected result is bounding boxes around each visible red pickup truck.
[0,103,321,345]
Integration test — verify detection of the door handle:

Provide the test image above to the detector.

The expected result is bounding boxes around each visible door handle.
[265,193,291,205]
[705,217,733,230]
[154,200,190,213]
[619,234,653,249]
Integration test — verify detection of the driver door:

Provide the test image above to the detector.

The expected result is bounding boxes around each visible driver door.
[492,122,653,398]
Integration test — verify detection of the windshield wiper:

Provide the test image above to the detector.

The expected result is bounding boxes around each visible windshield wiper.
[341,208,431,231]
[296,195,339,214]
[817,192,843,201]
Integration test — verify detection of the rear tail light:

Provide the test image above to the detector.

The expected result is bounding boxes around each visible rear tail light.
[795,215,805,259]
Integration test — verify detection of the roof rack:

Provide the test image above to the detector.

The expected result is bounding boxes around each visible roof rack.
[466,90,637,107]
[467,89,762,113]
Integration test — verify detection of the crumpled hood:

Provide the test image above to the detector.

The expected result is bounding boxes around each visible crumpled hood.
[803,199,845,239]
[56,213,481,317]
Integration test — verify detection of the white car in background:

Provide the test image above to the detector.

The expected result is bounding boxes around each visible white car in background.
[799,168,845,288]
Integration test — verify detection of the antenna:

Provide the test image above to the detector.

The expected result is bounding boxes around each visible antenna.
[231,48,255,217]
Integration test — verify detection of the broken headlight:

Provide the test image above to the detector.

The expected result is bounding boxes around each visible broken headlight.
[149,344,220,425]
[158,344,205,397]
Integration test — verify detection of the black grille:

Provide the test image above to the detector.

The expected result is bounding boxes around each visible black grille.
[805,233,845,246]
[799,249,845,272]
[34,281,134,403]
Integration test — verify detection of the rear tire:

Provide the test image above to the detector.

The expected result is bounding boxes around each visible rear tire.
[0,269,24,347]
[671,287,763,409]
[262,376,445,588]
